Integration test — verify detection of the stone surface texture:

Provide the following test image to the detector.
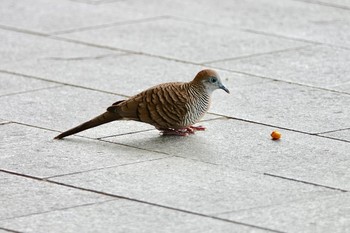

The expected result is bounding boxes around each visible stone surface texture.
[0,0,349,232]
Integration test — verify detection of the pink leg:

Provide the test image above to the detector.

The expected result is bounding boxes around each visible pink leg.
[161,128,189,136]
[160,125,206,136]
[189,125,206,131]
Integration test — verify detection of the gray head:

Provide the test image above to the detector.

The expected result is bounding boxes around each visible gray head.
[192,69,230,94]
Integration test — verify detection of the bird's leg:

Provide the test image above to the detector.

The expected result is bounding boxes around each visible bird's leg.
[160,126,205,136]
[160,128,189,136]
[189,125,206,131]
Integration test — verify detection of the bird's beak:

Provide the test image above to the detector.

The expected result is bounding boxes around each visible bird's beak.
[219,84,230,94]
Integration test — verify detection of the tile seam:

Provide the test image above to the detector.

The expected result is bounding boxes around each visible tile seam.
[202,45,312,64]
[212,191,347,216]
[0,85,64,98]
[43,156,174,180]
[0,69,130,98]
[317,127,350,135]
[0,227,22,233]
[49,15,170,35]
[0,199,116,222]
[291,0,350,11]
[264,173,348,192]
[1,24,349,94]
[0,169,285,233]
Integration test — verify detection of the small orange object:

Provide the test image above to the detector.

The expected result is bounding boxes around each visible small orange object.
[271,130,281,140]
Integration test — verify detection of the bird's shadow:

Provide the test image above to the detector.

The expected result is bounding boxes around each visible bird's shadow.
[52,130,214,162]
[113,131,214,160]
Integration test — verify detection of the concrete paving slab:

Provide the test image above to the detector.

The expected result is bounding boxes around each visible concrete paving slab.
[0,85,154,138]
[320,129,350,142]
[0,29,124,65]
[209,75,350,134]
[0,123,168,178]
[1,54,202,95]
[4,0,348,48]
[139,0,350,48]
[241,1,350,48]
[0,199,270,233]
[300,0,350,8]
[332,82,350,93]
[208,45,350,93]
[61,17,307,63]
[0,172,111,220]
[0,118,10,125]
[217,193,350,233]
[71,0,122,5]
[0,0,156,34]
[0,54,267,96]
[103,118,350,190]
[50,156,338,215]
[0,72,59,97]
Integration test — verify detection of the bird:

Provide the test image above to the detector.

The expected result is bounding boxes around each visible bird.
[54,69,229,139]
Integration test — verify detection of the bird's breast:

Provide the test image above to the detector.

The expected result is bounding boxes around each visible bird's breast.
[183,92,211,127]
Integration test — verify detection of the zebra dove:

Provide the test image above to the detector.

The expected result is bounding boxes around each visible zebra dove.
[54,69,229,139]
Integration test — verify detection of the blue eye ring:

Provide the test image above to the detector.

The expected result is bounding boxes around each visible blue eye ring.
[209,77,218,83]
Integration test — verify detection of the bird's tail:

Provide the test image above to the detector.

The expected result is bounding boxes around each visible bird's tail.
[54,111,121,140]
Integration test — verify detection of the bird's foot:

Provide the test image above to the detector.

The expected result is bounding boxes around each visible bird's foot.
[161,128,189,136]
[189,125,206,131]
[160,125,205,136]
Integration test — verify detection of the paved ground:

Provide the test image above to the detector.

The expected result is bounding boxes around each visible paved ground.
[1,0,350,232]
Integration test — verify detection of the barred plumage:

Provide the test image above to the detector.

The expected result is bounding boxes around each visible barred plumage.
[54,69,229,139]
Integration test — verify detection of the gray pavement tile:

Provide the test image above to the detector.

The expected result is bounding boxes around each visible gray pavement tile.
[0,172,112,220]
[0,123,167,178]
[208,45,350,93]
[0,54,264,96]
[0,72,59,97]
[50,157,337,215]
[0,85,154,138]
[216,193,350,233]
[71,0,121,5]
[332,82,350,93]
[61,17,307,63]
[0,200,269,233]
[0,119,10,125]
[320,129,350,142]
[144,0,350,48]
[103,118,350,191]
[0,229,15,233]
[242,1,350,48]
[0,0,156,34]
[0,54,199,95]
[0,29,124,65]
[299,0,350,8]
[209,75,350,133]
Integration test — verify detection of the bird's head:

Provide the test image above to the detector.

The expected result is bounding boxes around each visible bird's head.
[192,69,230,94]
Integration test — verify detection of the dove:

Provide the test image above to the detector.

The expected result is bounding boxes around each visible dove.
[54,69,229,139]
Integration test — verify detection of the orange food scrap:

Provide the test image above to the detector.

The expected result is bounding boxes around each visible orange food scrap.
[271,130,281,140]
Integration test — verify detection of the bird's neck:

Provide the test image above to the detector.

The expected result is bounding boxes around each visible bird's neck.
[188,80,212,95]
[188,81,212,96]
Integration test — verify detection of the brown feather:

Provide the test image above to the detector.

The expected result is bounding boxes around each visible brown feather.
[54,111,121,139]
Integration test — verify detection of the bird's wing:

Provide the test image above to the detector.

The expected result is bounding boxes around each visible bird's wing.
[107,83,189,129]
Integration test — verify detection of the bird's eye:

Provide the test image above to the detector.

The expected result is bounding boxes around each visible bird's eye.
[209,77,218,83]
